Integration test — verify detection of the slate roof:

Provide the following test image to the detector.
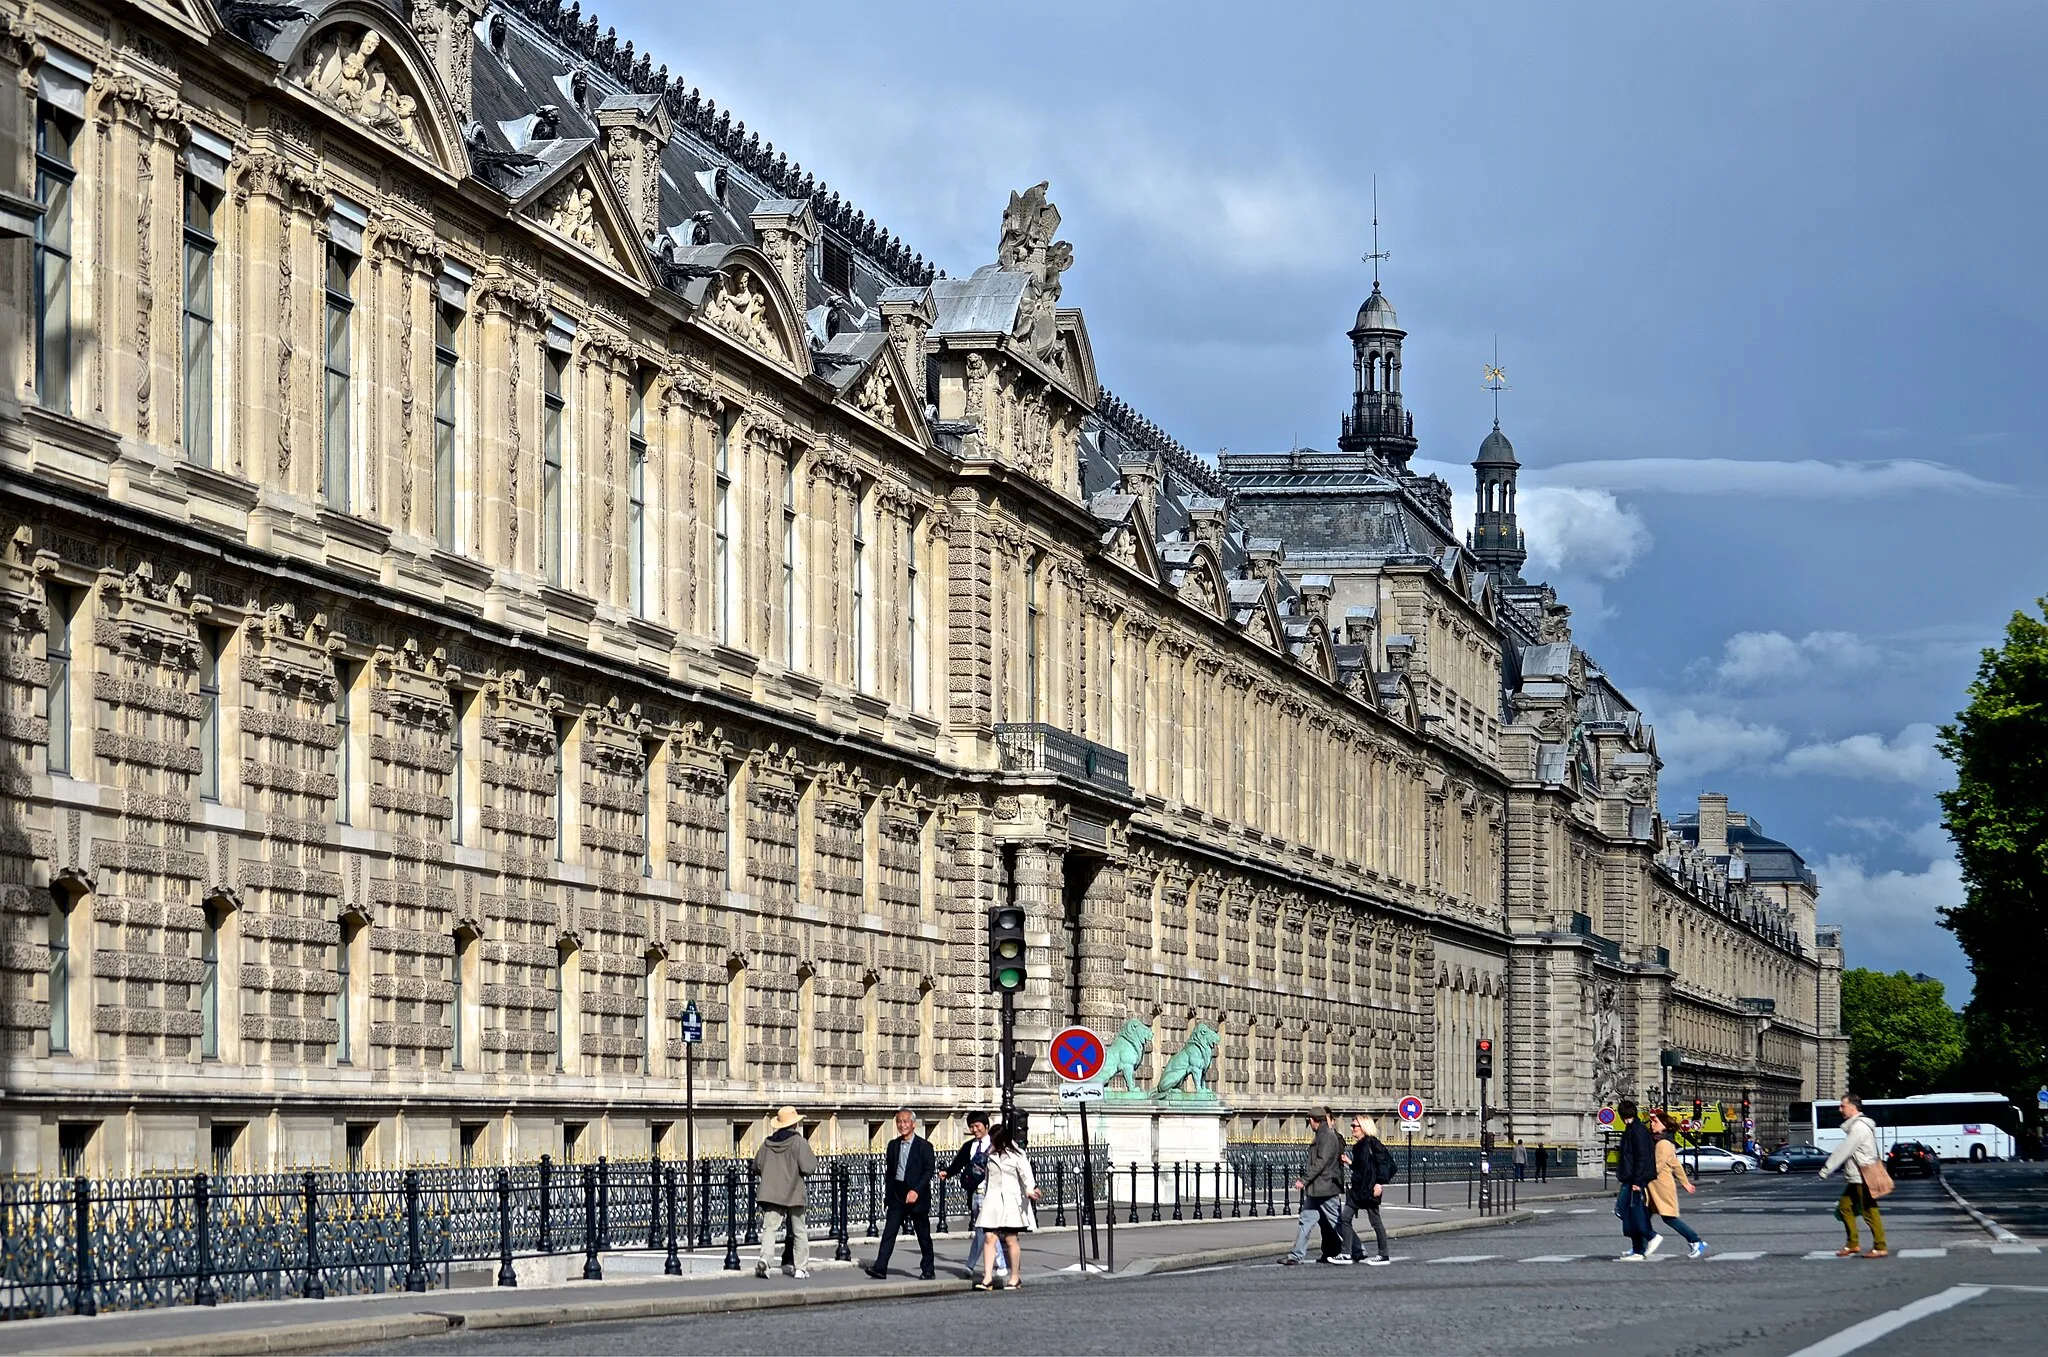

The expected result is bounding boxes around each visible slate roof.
[1669,814,1818,888]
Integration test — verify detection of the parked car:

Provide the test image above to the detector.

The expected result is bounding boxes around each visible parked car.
[1760,1144,1830,1174]
[1886,1141,1941,1178]
[1680,1145,1758,1174]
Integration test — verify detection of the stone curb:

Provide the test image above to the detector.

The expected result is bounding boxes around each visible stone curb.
[1121,1209,1534,1276]
[1939,1174,2025,1243]
[38,1313,462,1356]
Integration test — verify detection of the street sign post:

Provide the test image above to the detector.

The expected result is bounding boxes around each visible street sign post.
[1396,1096,1426,1207]
[1597,1106,1617,1128]
[1049,1025,1105,1267]
[2037,1086,2047,1112]
[681,999,702,1256]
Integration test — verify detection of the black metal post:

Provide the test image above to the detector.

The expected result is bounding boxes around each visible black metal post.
[1406,1132,1414,1205]
[1191,1161,1203,1220]
[72,1175,96,1316]
[539,1154,554,1253]
[664,1166,682,1275]
[1128,1163,1140,1223]
[684,1040,697,1251]
[1263,1159,1274,1216]
[193,1173,217,1307]
[722,1167,741,1270]
[581,1164,603,1281]
[1000,986,1017,1132]
[497,1169,517,1287]
[404,1169,428,1292]
[1172,1161,1183,1221]
[648,1150,662,1250]
[598,1156,611,1250]
[1081,1112,1099,1263]
[1104,1163,1115,1275]
[833,1163,852,1263]
[301,1171,325,1301]
[1054,1160,1067,1227]
[864,1161,878,1237]
[1151,1161,1161,1222]
[697,1161,713,1248]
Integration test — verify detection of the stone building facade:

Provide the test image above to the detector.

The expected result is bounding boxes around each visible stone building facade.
[0,0,1839,1176]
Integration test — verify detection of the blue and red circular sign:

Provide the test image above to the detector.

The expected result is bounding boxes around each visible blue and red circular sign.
[1051,1026,1105,1082]
[1398,1095,1425,1123]
[1597,1106,1617,1127]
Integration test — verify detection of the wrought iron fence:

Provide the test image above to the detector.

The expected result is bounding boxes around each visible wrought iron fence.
[0,1145,1107,1320]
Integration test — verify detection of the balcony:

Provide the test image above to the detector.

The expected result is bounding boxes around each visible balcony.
[1569,911,1623,966]
[1739,996,1779,1016]
[993,723,1130,797]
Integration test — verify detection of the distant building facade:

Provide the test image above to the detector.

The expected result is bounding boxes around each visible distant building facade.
[0,0,1839,1176]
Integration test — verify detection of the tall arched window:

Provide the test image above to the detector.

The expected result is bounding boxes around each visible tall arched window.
[1024,557,1042,721]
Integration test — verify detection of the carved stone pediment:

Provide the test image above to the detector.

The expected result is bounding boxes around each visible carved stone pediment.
[705,267,793,363]
[290,26,430,157]
[534,174,617,265]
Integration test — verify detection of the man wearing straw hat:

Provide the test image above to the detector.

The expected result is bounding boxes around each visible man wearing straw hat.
[753,1106,817,1278]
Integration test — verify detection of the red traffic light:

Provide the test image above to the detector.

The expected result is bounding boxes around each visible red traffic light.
[1477,1039,1492,1052]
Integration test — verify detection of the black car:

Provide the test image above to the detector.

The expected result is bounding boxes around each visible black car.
[1886,1141,1941,1178]
[1760,1143,1830,1173]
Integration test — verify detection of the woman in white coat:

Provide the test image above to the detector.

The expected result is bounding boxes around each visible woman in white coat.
[973,1123,1042,1290]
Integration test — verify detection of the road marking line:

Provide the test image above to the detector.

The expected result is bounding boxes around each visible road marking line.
[1426,1254,1498,1264]
[1529,1208,1556,1214]
[1567,1208,1596,1214]
[1519,1254,1583,1263]
[1989,1243,2041,1255]
[1709,1250,1767,1261]
[1804,1250,1852,1259]
[1895,1248,1947,1259]
[1784,1283,1989,1357]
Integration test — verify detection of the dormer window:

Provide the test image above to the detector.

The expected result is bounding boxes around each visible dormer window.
[822,237,853,294]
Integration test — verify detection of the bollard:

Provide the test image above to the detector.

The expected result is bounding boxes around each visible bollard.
[193,1173,217,1307]
[650,1151,664,1251]
[744,1172,759,1247]
[1264,1160,1275,1217]
[539,1154,554,1253]
[581,1164,603,1281]
[1231,1160,1242,1218]
[497,1169,518,1287]
[864,1161,878,1238]
[833,1163,852,1263]
[72,1176,97,1316]
[1172,1162,1183,1221]
[1128,1163,1140,1224]
[598,1156,611,1250]
[935,1173,949,1234]
[1191,1162,1203,1220]
[723,1167,741,1271]
[664,1166,683,1275]
[1054,1160,1067,1227]
[1150,1161,1161,1222]
[301,1171,325,1300]
[697,1161,714,1248]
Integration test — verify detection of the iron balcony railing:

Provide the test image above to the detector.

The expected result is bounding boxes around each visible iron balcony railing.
[1568,911,1624,966]
[993,723,1129,794]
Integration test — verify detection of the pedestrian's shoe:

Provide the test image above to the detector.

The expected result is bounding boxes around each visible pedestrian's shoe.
[1644,1235,1663,1258]
[972,1280,994,1292]
[1616,1252,1645,1262]
[1320,1254,1355,1265]
[754,1261,769,1279]
[792,1268,810,1279]
[1278,1255,1305,1266]
[1860,1248,1888,1259]
[919,1269,936,1280]
[1366,1255,1393,1267]
[1689,1242,1708,1260]
[865,1266,888,1279]
[1834,1246,1859,1257]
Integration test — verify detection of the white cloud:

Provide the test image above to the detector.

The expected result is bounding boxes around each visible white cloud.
[1715,629,1879,686]
[1817,852,1968,991]
[1781,723,1950,787]
[1528,457,2006,498]
[1519,486,1653,580]
[1652,709,1788,778]
[1831,818,1953,858]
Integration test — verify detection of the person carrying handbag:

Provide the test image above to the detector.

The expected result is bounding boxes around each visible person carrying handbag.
[1819,1092,1890,1258]
[972,1123,1042,1291]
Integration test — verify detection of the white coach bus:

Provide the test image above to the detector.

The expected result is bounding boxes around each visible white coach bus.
[1808,1092,2021,1162]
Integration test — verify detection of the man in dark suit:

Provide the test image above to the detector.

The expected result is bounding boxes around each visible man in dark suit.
[867,1107,936,1279]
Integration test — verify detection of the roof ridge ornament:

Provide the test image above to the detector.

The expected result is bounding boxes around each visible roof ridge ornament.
[997,181,1073,365]
[1362,174,1390,287]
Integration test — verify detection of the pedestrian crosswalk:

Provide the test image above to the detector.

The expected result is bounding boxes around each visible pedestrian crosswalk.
[1401,1244,2043,1267]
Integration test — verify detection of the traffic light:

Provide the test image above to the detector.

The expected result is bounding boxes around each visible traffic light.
[987,904,1026,993]
[1741,1094,1752,1120]
[1475,1038,1494,1081]
[1693,1097,1704,1124]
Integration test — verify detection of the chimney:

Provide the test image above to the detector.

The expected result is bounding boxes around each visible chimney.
[878,286,936,403]
[596,93,673,247]
[1297,574,1333,626]
[1342,606,1376,647]
[1697,792,1729,858]
[1246,538,1284,584]
[748,197,816,315]
[1118,452,1160,527]
[1187,497,1227,554]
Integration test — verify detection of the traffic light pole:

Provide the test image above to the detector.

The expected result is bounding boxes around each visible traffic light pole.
[999,986,1017,1135]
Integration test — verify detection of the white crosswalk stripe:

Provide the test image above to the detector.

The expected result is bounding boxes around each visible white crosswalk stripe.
[1989,1243,2041,1255]
[1567,1208,1596,1214]
[1896,1248,1948,1259]
[1529,1208,1556,1214]
[1803,1250,1850,1259]
[1519,1254,1584,1263]
[1427,1254,1499,1264]
[1708,1250,1767,1261]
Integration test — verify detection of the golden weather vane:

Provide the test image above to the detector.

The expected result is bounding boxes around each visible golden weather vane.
[1484,336,1510,425]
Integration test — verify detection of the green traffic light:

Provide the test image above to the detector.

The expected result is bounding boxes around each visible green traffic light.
[996,967,1025,990]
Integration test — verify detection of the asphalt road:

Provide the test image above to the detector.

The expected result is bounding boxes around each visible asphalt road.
[360,1171,2047,1356]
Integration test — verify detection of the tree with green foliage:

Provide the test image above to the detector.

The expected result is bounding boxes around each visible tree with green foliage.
[1839,968,1964,1097]
[1938,599,2048,1105]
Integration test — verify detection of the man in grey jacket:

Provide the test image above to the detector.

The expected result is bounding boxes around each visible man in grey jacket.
[1282,1110,1349,1265]
[753,1106,818,1278]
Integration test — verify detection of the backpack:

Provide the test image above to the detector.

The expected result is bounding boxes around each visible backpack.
[1372,1138,1398,1183]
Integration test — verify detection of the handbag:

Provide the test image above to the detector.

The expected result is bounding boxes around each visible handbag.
[1860,1160,1895,1199]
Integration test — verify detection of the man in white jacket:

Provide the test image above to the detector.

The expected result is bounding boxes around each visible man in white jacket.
[1818,1093,1888,1257]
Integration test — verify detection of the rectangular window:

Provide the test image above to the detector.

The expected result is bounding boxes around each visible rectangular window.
[713,410,732,643]
[47,895,70,1054]
[199,905,221,1060]
[641,750,654,878]
[644,956,661,1073]
[782,461,798,668]
[450,929,466,1071]
[553,718,569,862]
[852,489,868,691]
[1025,558,1041,722]
[542,350,566,585]
[183,181,218,466]
[333,661,354,825]
[45,587,72,776]
[628,374,648,616]
[906,520,921,710]
[198,628,221,802]
[323,246,356,510]
[434,305,460,549]
[821,238,853,294]
[33,104,76,413]
[336,918,356,1065]
[449,688,471,844]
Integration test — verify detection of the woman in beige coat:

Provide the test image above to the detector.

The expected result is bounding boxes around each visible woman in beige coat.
[1646,1110,1709,1259]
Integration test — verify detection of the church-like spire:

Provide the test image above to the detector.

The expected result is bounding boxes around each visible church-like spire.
[1468,351,1526,582]
[1339,180,1417,469]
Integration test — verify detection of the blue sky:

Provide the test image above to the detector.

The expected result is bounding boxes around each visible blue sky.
[606,0,2048,1000]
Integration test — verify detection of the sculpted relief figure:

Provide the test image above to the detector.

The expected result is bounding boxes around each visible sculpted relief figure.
[296,28,428,155]
[708,270,777,356]
[854,366,895,426]
[998,181,1073,365]
[541,183,606,257]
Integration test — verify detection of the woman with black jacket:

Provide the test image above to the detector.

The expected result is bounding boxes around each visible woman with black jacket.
[1614,1099,1657,1260]
[1342,1114,1395,1265]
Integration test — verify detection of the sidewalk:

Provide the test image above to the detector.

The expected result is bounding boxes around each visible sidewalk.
[3,1178,1603,1355]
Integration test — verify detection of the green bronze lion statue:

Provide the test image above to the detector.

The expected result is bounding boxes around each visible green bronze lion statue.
[1152,1021,1221,1098]
[1100,1018,1152,1091]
